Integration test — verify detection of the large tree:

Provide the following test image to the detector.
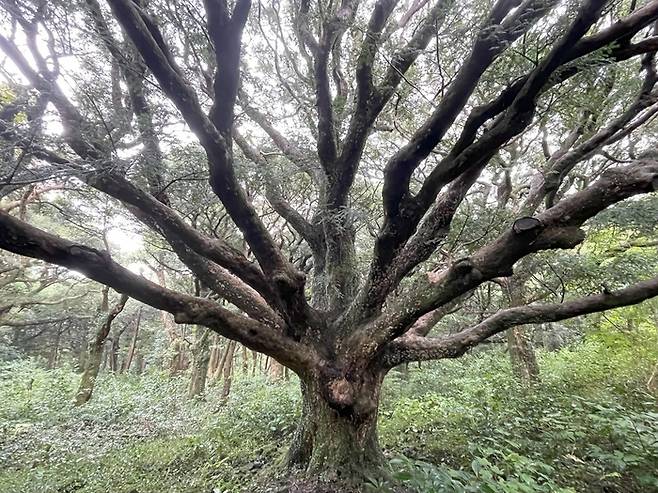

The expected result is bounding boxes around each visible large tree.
[1,0,658,486]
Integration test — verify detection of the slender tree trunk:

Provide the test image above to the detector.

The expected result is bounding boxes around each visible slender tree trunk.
[109,334,121,373]
[287,371,387,485]
[221,340,236,401]
[48,327,61,369]
[188,327,211,398]
[241,344,249,373]
[153,262,185,374]
[75,294,129,406]
[212,338,231,381]
[648,311,658,393]
[134,352,144,375]
[505,277,540,383]
[100,285,109,312]
[122,308,141,373]
[77,333,88,373]
[507,327,540,382]
[101,342,109,371]
[269,358,284,380]
[207,335,220,377]
[648,362,658,393]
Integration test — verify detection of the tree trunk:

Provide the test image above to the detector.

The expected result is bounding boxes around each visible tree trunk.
[251,350,258,376]
[121,308,141,373]
[241,344,249,373]
[212,338,230,381]
[153,262,186,374]
[505,276,540,383]
[169,337,189,374]
[648,362,658,393]
[188,327,211,398]
[77,325,89,372]
[134,352,144,375]
[207,335,220,377]
[109,335,120,372]
[286,372,387,486]
[269,358,284,380]
[221,340,236,401]
[48,327,61,369]
[507,327,540,382]
[75,294,129,406]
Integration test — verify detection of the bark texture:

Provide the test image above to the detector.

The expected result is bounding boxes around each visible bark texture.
[188,327,211,398]
[287,373,386,484]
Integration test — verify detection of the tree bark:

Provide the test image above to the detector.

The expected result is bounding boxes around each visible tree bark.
[212,338,230,380]
[287,372,386,485]
[188,326,211,398]
[507,327,540,382]
[121,308,141,373]
[47,326,61,369]
[648,362,658,393]
[153,261,187,374]
[109,322,129,373]
[269,358,284,380]
[221,340,237,401]
[505,277,540,383]
[75,293,129,405]
[207,335,221,377]
[1,1,658,488]
[241,344,249,373]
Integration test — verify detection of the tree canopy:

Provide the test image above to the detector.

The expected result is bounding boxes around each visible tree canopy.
[1,0,658,485]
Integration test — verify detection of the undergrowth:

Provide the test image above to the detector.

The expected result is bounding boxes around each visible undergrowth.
[0,325,656,492]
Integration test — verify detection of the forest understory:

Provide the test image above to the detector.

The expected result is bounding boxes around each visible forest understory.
[1,323,657,493]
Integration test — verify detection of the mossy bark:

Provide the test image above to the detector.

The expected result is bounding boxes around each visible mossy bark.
[188,327,211,398]
[75,346,104,405]
[75,293,128,406]
[287,373,386,488]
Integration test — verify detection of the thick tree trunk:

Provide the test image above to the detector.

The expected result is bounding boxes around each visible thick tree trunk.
[287,372,387,487]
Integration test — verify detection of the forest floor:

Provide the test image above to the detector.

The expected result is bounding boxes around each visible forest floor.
[1,326,657,493]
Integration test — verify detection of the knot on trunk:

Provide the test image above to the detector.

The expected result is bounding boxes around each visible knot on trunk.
[272,271,305,295]
[325,377,355,412]
[446,258,482,284]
